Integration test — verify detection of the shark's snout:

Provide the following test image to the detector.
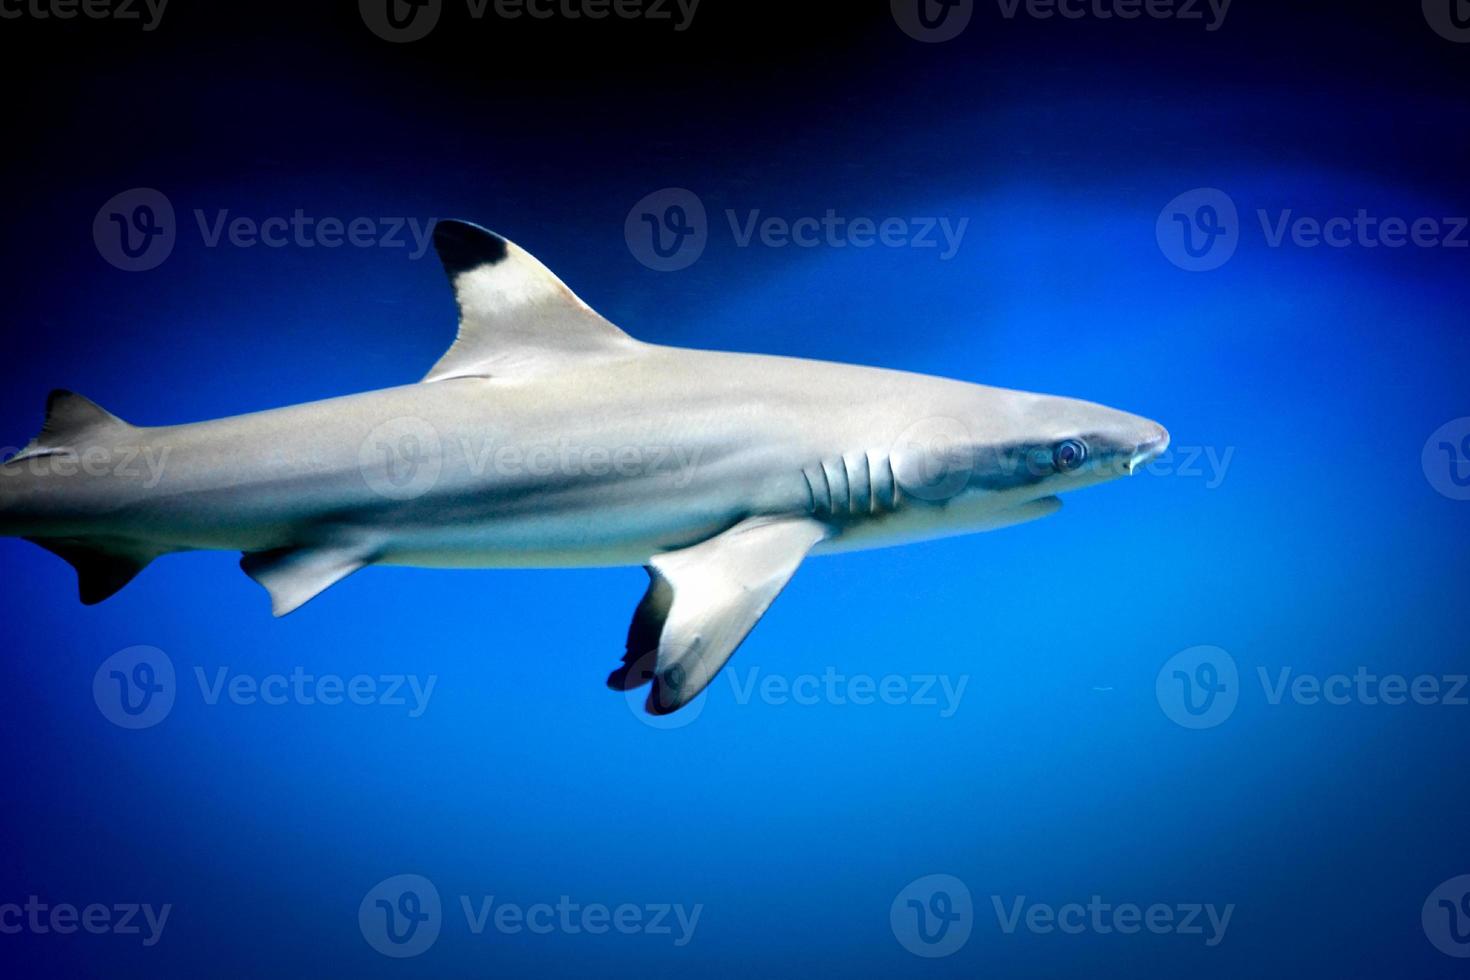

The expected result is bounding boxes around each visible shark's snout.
[1126,424,1170,474]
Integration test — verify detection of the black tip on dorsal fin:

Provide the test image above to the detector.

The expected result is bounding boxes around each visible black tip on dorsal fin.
[433,220,509,279]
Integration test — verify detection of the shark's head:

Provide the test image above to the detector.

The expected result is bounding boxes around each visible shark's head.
[975,390,1171,495]
[890,385,1169,518]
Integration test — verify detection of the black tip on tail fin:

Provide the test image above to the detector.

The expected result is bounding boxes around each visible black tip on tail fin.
[25,538,154,605]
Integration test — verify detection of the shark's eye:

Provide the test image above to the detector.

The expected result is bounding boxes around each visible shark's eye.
[1053,439,1088,472]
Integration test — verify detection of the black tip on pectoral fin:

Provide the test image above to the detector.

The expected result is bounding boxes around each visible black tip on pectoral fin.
[607,568,674,691]
[433,220,509,279]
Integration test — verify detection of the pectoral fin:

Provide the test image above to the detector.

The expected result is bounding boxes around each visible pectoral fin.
[608,516,831,715]
[240,543,374,617]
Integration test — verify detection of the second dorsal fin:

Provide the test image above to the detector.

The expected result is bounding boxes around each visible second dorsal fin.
[423,221,637,383]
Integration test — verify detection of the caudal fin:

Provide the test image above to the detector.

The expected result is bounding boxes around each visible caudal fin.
[8,390,153,604]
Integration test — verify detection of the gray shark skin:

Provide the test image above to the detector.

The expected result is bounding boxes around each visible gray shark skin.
[0,220,1168,714]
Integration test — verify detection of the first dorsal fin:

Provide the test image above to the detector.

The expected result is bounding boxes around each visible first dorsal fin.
[13,390,132,462]
[423,220,637,383]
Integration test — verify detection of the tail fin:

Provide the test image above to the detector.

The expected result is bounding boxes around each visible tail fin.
[11,389,132,463]
[9,390,152,604]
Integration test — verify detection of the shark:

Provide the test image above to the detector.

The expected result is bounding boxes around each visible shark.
[0,220,1168,714]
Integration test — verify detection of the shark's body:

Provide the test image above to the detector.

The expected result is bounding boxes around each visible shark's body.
[0,221,1167,713]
